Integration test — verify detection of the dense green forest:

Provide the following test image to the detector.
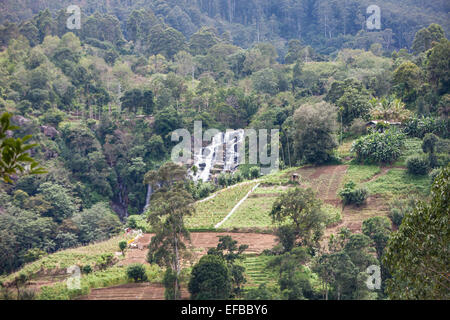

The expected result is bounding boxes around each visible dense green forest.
[0,0,448,301]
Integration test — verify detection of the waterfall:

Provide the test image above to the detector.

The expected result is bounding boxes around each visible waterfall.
[143,184,153,213]
[190,129,244,182]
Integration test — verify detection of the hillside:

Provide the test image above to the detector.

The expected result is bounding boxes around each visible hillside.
[0,0,449,301]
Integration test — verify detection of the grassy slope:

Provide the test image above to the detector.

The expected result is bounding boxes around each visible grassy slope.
[186,181,259,229]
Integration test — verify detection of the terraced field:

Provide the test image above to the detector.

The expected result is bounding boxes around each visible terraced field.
[221,186,289,229]
[186,181,259,229]
[243,255,277,288]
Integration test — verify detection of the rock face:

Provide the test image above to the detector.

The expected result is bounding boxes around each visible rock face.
[40,125,59,139]
[12,115,31,126]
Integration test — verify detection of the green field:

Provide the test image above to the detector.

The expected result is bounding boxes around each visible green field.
[365,168,431,197]
[243,255,278,287]
[343,165,381,184]
[186,182,259,229]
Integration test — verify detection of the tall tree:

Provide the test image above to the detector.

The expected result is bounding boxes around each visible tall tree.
[145,162,194,300]
[271,187,327,251]
[383,165,449,300]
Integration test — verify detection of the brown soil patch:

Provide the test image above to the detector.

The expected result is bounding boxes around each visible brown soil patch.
[118,232,277,266]
[78,283,189,300]
[323,195,390,240]
[292,165,349,202]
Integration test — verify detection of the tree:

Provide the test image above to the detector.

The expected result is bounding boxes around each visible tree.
[427,39,450,95]
[412,24,445,54]
[267,247,314,300]
[293,102,337,164]
[37,182,78,222]
[188,27,220,56]
[119,240,127,256]
[271,188,327,250]
[147,25,185,59]
[154,106,183,139]
[422,133,439,168]
[0,113,45,183]
[207,236,248,297]
[393,62,422,106]
[145,162,194,300]
[383,165,449,300]
[362,217,391,261]
[188,254,232,300]
[72,202,122,244]
[337,88,372,126]
[126,264,148,282]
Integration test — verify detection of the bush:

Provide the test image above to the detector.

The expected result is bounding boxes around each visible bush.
[249,167,260,179]
[352,130,405,164]
[126,264,148,283]
[403,116,449,138]
[338,181,368,206]
[81,265,92,274]
[127,215,138,229]
[388,196,417,228]
[406,156,429,175]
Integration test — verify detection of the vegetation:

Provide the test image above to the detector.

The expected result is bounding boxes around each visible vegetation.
[145,162,194,300]
[338,181,369,206]
[0,0,448,302]
[384,165,449,299]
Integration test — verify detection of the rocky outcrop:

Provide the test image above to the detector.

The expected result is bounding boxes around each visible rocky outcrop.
[40,125,59,139]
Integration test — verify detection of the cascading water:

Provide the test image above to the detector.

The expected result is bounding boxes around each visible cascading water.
[191,129,244,182]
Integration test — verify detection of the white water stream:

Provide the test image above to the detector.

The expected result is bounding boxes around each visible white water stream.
[191,129,244,182]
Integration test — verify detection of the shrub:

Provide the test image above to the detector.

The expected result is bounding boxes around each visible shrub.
[388,196,417,228]
[81,265,92,274]
[126,264,148,283]
[403,116,449,138]
[406,156,429,175]
[127,215,138,229]
[96,253,115,270]
[351,130,405,164]
[249,167,260,179]
[338,181,368,206]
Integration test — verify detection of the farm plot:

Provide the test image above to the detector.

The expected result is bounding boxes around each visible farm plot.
[186,181,259,229]
[243,255,277,288]
[292,165,348,203]
[220,186,290,229]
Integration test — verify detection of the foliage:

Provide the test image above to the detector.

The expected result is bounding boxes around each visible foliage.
[293,102,338,164]
[126,264,148,283]
[0,113,46,183]
[271,188,327,250]
[338,181,368,206]
[406,155,429,175]
[352,130,405,164]
[188,254,232,300]
[383,165,449,299]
